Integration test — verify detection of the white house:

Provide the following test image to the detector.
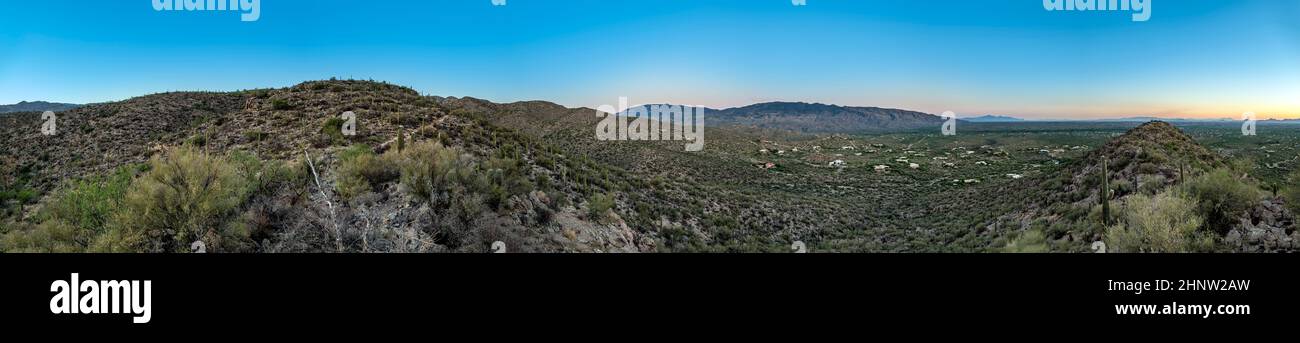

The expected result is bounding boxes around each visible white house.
[829,160,846,168]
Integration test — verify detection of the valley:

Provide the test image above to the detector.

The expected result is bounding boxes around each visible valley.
[1,80,1297,253]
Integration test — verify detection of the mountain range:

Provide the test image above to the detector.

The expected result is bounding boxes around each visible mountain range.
[0,101,81,114]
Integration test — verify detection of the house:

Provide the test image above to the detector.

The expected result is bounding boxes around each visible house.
[763,162,777,169]
[1006,174,1023,179]
[842,146,856,150]
[975,161,988,166]
[964,179,981,184]
[759,149,769,154]
[909,163,920,169]
[829,160,846,168]
[874,165,889,172]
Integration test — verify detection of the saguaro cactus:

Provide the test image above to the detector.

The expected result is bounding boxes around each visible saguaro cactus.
[397,127,406,152]
[1101,155,1111,226]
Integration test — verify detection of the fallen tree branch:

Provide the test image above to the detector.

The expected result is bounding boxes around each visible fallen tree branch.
[304,149,344,253]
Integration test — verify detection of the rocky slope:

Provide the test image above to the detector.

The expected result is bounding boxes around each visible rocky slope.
[0,80,670,253]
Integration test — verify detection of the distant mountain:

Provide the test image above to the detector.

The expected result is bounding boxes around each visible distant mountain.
[705,102,945,133]
[0,101,81,114]
[963,115,1025,122]
[1093,116,1234,123]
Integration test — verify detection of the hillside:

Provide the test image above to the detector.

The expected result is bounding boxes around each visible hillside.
[996,121,1295,253]
[0,80,682,253]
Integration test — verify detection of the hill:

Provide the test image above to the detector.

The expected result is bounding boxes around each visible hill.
[995,121,1294,252]
[963,115,1024,122]
[0,101,81,114]
[0,80,675,253]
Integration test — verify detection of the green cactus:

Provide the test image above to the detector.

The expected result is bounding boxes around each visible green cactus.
[396,127,406,152]
[1101,155,1111,226]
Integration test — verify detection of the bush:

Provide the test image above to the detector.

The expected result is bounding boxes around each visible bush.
[1282,169,1300,214]
[482,157,533,210]
[0,167,137,252]
[271,98,293,110]
[587,193,615,221]
[1001,229,1048,253]
[398,141,476,205]
[336,145,398,200]
[108,147,251,252]
[321,117,347,144]
[1185,168,1260,234]
[1106,190,1210,253]
[229,150,306,195]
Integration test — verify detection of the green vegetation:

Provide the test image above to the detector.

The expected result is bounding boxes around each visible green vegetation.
[271,98,293,110]
[1101,155,1111,226]
[321,117,348,144]
[1105,190,1211,253]
[1,147,300,253]
[1,166,138,252]
[1001,229,1048,253]
[587,193,615,221]
[1185,169,1261,234]
[335,145,398,200]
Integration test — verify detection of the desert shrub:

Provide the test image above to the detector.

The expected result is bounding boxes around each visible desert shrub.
[244,130,268,142]
[1185,168,1261,234]
[335,145,399,200]
[271,98,293,110]
[229,150,307,195]
[1137,174,1167,195]
[587,193,615,221]
[1105,190,1211,253]
[398,141,477,205]
[1283,169,1300,214]
[321,117,347,143]
[1001,229,1048,253]
[186,134,207,147]
[0,166,138,252]
[482,157,533,210]
[107,147,251,253]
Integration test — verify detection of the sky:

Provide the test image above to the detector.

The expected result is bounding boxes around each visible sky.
[0,0,1297,120]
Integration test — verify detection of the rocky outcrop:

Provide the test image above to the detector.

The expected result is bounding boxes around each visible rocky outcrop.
[1225,199,1297,252]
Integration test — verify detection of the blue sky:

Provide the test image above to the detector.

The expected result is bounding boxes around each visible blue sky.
[1,0,1297,119]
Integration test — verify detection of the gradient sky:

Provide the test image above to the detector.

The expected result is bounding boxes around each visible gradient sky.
[1,0,1297,119]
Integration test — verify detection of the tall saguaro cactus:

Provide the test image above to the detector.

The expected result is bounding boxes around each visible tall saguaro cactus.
[1101,155,1111,226]
[397,127,406,152]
